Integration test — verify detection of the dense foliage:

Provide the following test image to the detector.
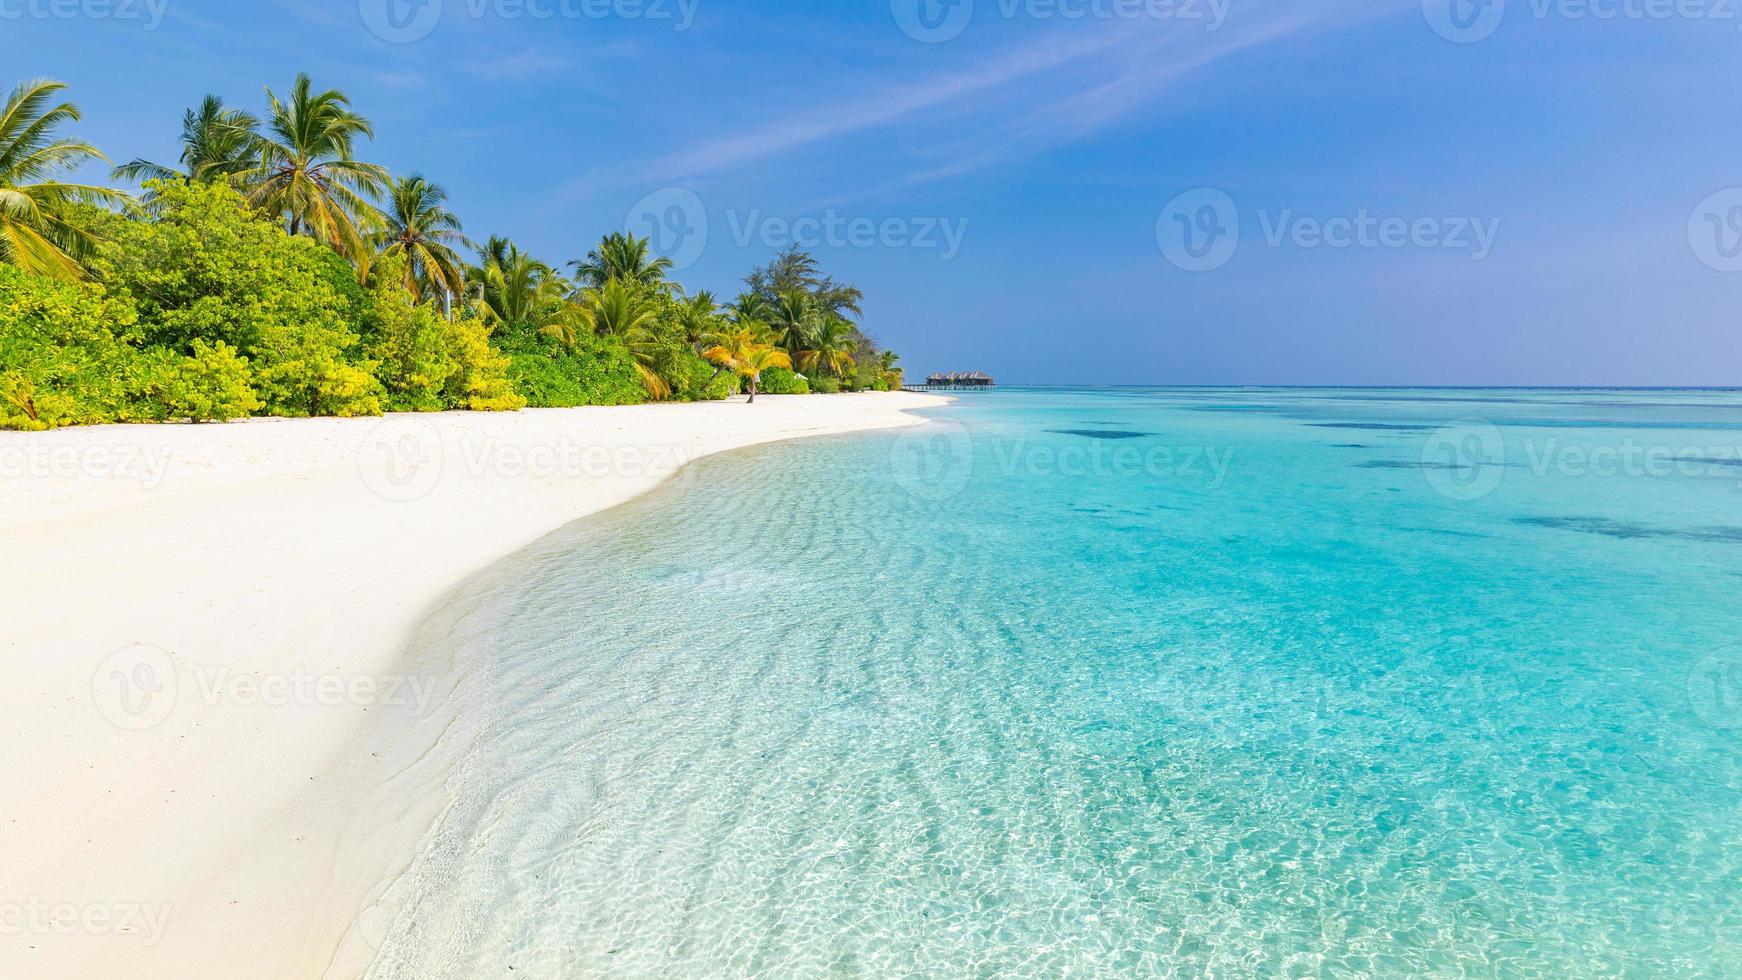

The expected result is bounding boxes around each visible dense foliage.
[0,74,906,431]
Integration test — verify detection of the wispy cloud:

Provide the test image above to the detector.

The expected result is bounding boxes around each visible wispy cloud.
[375,70,430,91]
[891,7,1354,188]
[558,0,1400,210]
[465,47,573,82]
[642,29,1129,182]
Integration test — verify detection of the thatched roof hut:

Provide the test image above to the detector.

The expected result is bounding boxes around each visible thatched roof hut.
[923,372,996,388]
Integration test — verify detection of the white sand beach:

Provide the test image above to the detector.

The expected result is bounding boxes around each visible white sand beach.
[0,392,947,979]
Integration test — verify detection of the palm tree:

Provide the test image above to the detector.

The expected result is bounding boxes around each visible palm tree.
[799,315,858,379]
[112,95,260,189]
[0,78,132,280]
[247,73,387,259]
[484,245,570,331]
[727,291,770,331]
[674,290,723,351]
[462,235,514,321]
[767,290,821,356]
[567,278,668,398]
[573,278,658,336]
[376,174,474,302]
[705,331,792,404]
[570,232,672,291]
[879,349,904,388]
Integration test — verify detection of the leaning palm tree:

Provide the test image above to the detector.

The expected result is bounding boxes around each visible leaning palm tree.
[570,232,673,291]
[705,332,792,404]
[0,78,132,280]
[767,290,821,356]
[112,95,260,189]
[375,174,474,302]
[799,315,859,379]
[247,73,387,259]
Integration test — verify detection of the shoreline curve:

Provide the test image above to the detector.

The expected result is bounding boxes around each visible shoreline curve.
[0,392,950,980]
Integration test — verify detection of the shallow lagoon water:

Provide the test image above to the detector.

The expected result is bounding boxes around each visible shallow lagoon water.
[367,389,1742,977]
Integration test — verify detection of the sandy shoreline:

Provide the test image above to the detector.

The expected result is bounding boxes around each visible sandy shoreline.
[0,392,948,979]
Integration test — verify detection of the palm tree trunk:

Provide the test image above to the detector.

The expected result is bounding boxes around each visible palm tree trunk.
[748,374,759,404]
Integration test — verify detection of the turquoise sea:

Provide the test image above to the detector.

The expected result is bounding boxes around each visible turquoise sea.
[367,389,1742,977]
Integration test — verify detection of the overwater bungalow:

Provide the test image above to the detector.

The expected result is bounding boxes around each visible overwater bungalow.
[917,372,997,390]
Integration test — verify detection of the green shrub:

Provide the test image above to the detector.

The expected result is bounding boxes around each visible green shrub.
[155,340,262,422]
[653,346,738,402]
[443,318,525,412]
[808,374,841,394]
[365,260,455,412]
[504,332,647,408]
[0,265,262,429]
[0,264,146,430]
[757,366,810,395]
[98,180,382,418]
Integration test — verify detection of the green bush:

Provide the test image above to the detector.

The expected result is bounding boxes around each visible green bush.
[443,318,525,412]
[355,257,525,413]
[365,261,455,412]
[757,366,810,395]
[154,340,262,422]
[0,264,261,429]
[808,374,842,394]
[504,332,647,408]
[97,180,382,418]
[0,265,144,429]
[653,346,737,402]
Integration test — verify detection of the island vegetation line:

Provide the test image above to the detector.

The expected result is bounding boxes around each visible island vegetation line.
[0,74,908,431]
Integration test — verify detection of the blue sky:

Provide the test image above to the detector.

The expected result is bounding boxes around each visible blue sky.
[13,0,1742,384]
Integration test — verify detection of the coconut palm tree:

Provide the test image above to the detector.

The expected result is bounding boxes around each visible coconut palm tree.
[574,277,659,337]
[705,331,792,404]
[879,349,904,388]
[799,315,859,379]
[375,174,474,302]
[674,289,724,351]
[484,245,570,332]
[570,232,672,291]
[247,73,387,259]
[567,278,669,398]
[0,78,132,280]
[727,291,770,331]
[462,235,513,321]
[767,290,821,356]
[112,95,260,189]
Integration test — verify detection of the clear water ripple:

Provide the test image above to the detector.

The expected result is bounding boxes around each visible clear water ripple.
[365,389,1742,978]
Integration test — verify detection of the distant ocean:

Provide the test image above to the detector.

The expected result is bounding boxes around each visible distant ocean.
[366,389,1742,977]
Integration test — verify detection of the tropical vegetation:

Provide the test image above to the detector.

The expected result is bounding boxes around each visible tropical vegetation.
[0,74,906,430]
